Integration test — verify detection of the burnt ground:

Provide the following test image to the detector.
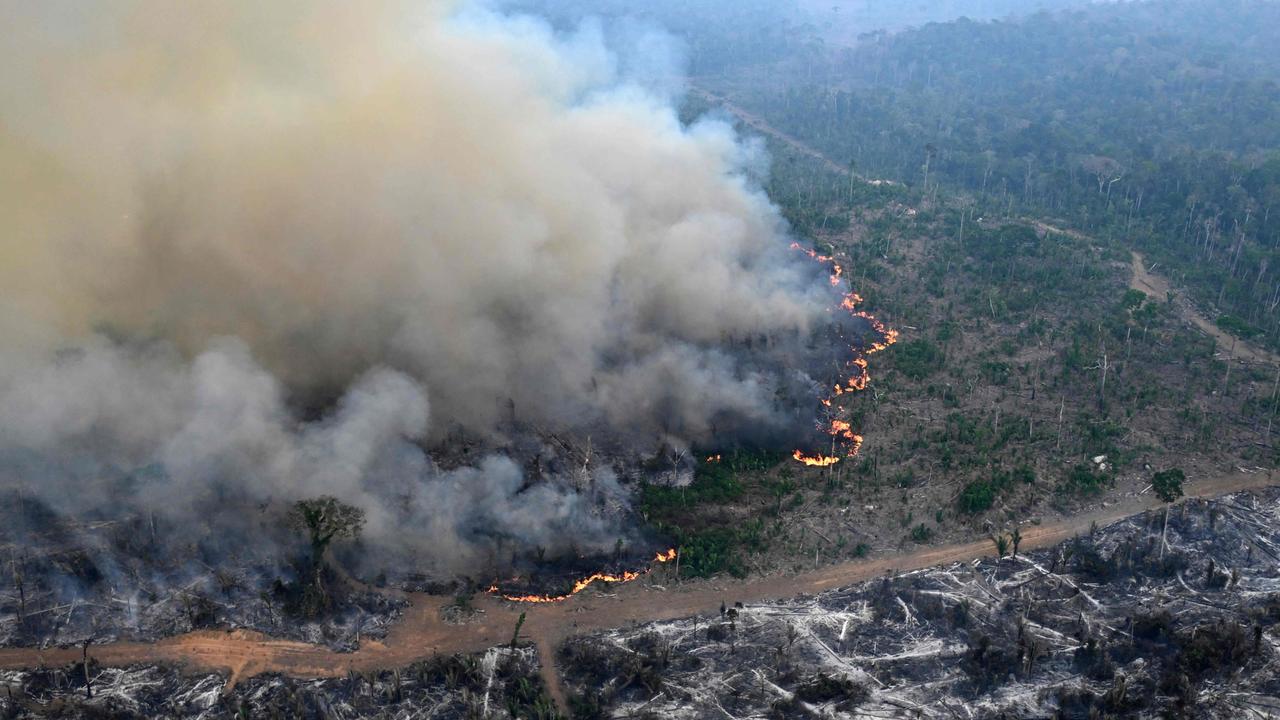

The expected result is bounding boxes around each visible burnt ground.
[557,487,1280,719]
[0,646,559,720]
[0,424,681,653]
[0,492,404,653]
[2,485,1279,718]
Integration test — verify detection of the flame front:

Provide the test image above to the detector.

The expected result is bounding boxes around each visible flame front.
[487,548,677,603]
[790,243,896,465]
[793,449,841,467]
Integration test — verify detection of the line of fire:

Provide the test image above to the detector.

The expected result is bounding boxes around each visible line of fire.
[486,245,897,603]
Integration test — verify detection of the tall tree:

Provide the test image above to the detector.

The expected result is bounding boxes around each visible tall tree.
[289,496,365,612]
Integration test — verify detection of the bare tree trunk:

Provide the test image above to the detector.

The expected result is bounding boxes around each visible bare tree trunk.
[82,640,93,699]
[1056,396,1066,453]
[1224,338,1237,395]
[10,552,25,625]
[1160,506,1169,560]
[1266,364,1280,445]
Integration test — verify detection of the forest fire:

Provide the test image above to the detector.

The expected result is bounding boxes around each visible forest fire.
[789,243,896,466]
[487,549,678,603]
[792,450,841,467]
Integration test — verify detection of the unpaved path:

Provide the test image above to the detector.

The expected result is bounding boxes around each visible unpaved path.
[691,86,898,186]
[1130,251,1280,366]
[2,468,1274,705]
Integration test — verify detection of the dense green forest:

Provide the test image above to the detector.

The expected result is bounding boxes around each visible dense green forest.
[713,0,1280,350]
[501,0,1093,76]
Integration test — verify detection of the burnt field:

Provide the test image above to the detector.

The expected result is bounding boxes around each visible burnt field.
[556,488,1280,719]
[0,486,407,653]
[0,428,667,652]
[3,488,1279,719]
[0,646,559,720]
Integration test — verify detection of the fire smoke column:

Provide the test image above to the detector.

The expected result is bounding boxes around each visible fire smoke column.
[0,1,849,570]
[0,0,832,445]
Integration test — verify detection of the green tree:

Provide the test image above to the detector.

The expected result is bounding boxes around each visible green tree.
[1152,468,1185,561]
[1152,468,1186,504]
[288,496,365,612]
[992,533,1010,558]
[291,496,366,561]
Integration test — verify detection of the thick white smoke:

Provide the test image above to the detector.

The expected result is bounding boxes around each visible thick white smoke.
[0,1,835,572]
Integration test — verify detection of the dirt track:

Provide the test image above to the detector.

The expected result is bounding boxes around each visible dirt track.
[1130,251,1280,366]
[690,86,899,187]
[1,468,1274,699]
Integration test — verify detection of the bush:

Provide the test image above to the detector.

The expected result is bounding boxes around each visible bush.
[892,339,944,380]
[958,480,997,514]
[910,524,934,544]
[1059,464,1111,497]
[1216,314,1262,340]
[676,527,749,579]
[1152,468,1185,503]
[1177,621,1252,679]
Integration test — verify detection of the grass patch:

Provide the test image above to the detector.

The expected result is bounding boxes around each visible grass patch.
[1216,314,1262,340]
[1057,464,1112,497]
[891,338,945,380]
[640,449,786,579]
[957,465,1035,514]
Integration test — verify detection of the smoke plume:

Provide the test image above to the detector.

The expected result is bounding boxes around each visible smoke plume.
[0,1,836,574]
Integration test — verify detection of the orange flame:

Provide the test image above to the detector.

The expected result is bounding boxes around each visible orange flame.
[487,548,677,603]
[793,449,841,467]
[789,242,897,465]
[705,454,722,463]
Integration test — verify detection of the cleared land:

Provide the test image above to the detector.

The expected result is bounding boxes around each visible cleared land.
[0,468,1272,699]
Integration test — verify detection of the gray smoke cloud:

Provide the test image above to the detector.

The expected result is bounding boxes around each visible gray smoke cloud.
[0,1,835,573]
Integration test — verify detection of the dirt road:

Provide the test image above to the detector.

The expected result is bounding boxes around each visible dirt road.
[1130,251,1280,366]
[690,86,899,187]
[1,469,1273,700]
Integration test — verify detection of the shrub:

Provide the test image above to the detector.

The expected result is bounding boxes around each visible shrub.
[892,338,944,380]
[958,480,997,514]
[1216,314,1262,339]
[795,673,869,708]
[1059,464,1111,496]
[1152,468,1185,503]
[910,524,934,544]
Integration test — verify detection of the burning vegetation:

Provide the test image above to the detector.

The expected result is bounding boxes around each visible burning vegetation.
[0,0,873,623]
[789,243,899,467]
[6,489,1280,719]
[486,549,677,603]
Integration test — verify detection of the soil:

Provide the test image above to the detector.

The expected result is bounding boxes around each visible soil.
[1130,250,1280,366]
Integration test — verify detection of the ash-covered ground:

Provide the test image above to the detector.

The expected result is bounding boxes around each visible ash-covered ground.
[5,489,1280,719]
[0,488,405,653]
[0,429,680,653]
[558,488,1280,719]
[0,646,557,720]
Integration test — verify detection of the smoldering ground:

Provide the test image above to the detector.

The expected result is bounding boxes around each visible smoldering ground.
[0,0,852,590]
